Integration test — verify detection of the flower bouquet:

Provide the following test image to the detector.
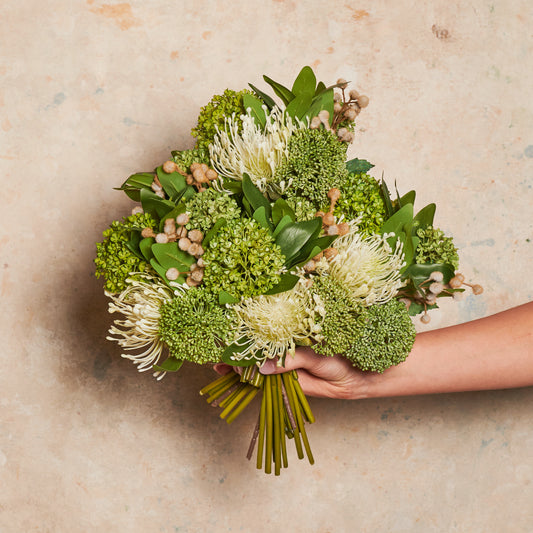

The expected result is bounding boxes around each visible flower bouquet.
[96,66,482,475]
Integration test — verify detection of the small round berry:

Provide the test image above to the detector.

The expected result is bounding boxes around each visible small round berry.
[176,213,190,226]
[337,223,350,236]
[472,284,484,295]
[141,228,156,239]
[188,229,204,243]
[324,247,338,261]
[455,273,465,282]
[420,313,431,324]
[327,188,341,202]
[449,276,463,289]
[131,206,144,215]
[322,213,335,226]
[190,269,204,282]
[348,89,359,100]
[178,237,191,251]
[166,268,180,281]
[205,169,218,181]
[429,282,444,295]
[357,95,369,108]
[429,271,444,282]
[333,102,342,113]
[336,78,348,89]
[162,160,178,173]
[155,233,169,244]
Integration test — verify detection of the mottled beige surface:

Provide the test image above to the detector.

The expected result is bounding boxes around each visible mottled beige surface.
[1,1,532,532]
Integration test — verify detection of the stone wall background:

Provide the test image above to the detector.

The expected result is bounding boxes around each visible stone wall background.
[1,1,532,531]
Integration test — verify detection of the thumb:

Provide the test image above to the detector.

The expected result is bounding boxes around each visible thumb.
[259,347,320,375]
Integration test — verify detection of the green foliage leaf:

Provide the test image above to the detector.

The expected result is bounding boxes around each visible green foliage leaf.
[156,166,190,202]
[314,81,326,95]
[291,66,316,98]
[272,198,296,226]
[125,230,143,260]
[414,203,436,230]
[398,190,416,207]
[346,158,375,174]
[304,89,334,123]
[152,242,195,270]
[274,218,322,265]
[203,217,227,247]
[153,358,184,373]
[140,188,175,219]
[263,75,295,106]
[159,204,186,232]
[380,179,394,218]
[242,93,267,128]
[150,258,175,285]
[248,83,276,110]
[242,174,271,219]
[115,173,155,202]
[139,237,155,262]
[252,206,272,230]
[404,263,456,288]
[218,290,240,304]
[263,273,300,295]
[272,214,293,238]
[381,203,414,236]
[285,93,313,119]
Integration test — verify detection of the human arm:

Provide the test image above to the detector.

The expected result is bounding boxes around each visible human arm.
[218,302,533,400]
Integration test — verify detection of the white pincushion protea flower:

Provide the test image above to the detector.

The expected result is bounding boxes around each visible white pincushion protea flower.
[230,280,321,365]
[106,275,180,378]
[329,231,405,306]
[209,106,303,196]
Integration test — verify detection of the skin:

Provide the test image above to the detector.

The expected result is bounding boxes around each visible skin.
[214,302,533,399]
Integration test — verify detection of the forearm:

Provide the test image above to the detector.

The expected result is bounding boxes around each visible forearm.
[365,302,533,398]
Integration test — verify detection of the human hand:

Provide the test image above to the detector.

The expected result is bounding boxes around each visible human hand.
[214,346,372,400]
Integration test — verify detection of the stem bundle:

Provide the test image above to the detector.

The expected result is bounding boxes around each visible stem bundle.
[200,368,315,475]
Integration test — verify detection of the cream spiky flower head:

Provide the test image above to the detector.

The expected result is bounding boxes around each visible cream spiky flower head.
[209,106,304,197]
[230,279,322,365]
[328,231,406,306]
[106,274,183,380]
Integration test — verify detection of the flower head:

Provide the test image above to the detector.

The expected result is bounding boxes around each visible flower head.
[229,280,321,365]
[328,231,405,305]
[209,106,303,197]
[106,275,177,379]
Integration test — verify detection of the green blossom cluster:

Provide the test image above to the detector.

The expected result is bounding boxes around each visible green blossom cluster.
[335,173,386,235]
[191,89,251,152]
[172,148,210,173]
[95,213,156,294]
[311,276,362,358]
[416,226,459,269]
[275,128,348,208]
[202,219,285,298]
[345,299,416,373]
[158,288,234,364]
[285,196,316,222]
[184,188,241,232]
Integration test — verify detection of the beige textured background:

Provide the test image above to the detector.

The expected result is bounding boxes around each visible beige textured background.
[1,1,532,532]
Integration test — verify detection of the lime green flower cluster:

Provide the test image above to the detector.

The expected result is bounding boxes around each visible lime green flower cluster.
[312,276,362,358]
[345,299,416,372]
[202,219,285,298]
[95,213,156,294]
[172,148,210,173]
[416,226,459,269]
[191,89,251,152]
[275,128,349,208]
[158,288,234,364]
[285,196,316,222]
[184,188,241,232]
[335,173,386,235]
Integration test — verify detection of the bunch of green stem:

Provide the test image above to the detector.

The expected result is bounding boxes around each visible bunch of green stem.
[200,367,315,476]
[199,367,262,424]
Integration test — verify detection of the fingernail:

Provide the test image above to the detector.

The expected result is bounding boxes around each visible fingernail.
[259,360,277,375]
